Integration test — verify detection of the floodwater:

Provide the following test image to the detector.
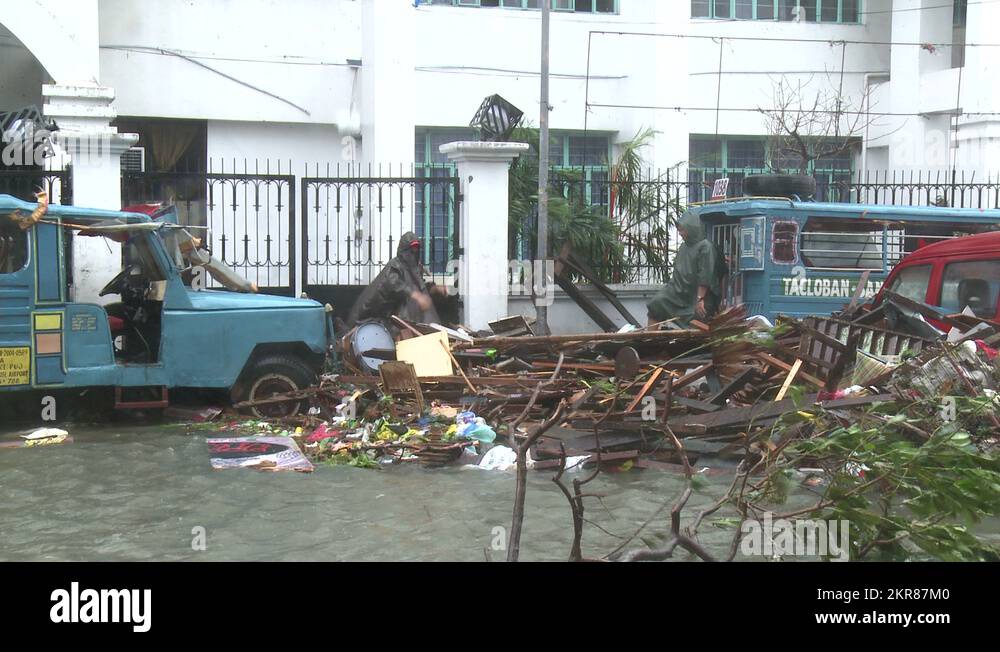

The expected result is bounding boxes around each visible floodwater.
[0,422,749,561]
[1,423,997,561]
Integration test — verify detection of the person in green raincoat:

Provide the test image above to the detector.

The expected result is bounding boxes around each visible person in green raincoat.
[646,210,725,327]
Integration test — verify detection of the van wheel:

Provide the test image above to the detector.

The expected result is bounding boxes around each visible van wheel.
[234,356,316,419]
[743,174,816,199]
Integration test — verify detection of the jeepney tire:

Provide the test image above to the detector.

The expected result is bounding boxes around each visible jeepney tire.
[743,174,816,199]
[235,355,317,419]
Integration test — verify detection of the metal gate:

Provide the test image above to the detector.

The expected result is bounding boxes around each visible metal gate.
[300,170,461,316]
[0,168,72,205]
[122,171,296,296]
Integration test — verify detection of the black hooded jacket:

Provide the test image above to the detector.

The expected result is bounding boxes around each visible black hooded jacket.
[346,232,441,327]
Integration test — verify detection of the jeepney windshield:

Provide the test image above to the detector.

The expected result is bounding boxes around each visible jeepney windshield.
[0,219,28,274]
[124,232,169,282]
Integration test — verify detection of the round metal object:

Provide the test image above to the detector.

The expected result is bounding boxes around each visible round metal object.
[614,346,641,381]
[351,320,395,374]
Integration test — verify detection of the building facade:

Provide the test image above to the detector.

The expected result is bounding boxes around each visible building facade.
[1,0,996,323]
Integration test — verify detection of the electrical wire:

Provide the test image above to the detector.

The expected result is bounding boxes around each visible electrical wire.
[587,29,1000,49]
[587,102,1000,117]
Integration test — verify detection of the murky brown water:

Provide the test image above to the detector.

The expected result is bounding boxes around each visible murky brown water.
[2,423,997,561]
[0,422,753,561]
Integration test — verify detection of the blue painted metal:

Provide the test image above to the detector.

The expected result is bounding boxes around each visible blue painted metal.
[691,198,1000,322]
[0,195,332,396]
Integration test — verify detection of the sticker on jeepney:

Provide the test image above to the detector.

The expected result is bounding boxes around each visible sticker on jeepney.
[0,347,31,386]
[780,277,883,299]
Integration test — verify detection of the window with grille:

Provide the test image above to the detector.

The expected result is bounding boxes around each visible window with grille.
[429,0,618,13]
[688,135,855,202]
[692,0,860,22]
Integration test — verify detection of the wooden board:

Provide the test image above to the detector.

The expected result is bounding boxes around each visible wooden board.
[395,331,452,377]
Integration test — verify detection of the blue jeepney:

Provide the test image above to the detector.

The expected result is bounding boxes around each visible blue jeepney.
[0,195,333,417]
[689,197,1000,321]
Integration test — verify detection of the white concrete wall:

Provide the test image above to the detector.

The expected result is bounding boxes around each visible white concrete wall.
[509,285,656,335]
[98,0,361,126]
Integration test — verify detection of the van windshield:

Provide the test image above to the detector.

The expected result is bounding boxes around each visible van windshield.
[887,264,932,304]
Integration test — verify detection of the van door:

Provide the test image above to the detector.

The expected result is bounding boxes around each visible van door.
[0,218,32,390]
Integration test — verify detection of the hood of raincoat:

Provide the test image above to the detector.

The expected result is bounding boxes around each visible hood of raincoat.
[398,231,421,266]
[677,210,707,244]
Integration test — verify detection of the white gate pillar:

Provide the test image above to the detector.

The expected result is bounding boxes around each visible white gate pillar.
[43,84,138,305]
[440,141,529,331]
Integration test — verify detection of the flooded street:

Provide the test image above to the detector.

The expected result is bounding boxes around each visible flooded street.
[0,423,745,562]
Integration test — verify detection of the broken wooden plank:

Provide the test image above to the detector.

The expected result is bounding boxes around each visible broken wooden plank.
[668,393,896,434]
[624,367,664,413]
[774,359,803,401]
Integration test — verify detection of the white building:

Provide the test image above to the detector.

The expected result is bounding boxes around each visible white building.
[1,0,997,329]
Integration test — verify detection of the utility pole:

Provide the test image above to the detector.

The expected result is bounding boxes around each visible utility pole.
[535,0,551,335]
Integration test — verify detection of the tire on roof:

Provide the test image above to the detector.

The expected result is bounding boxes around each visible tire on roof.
[743,174,816,199]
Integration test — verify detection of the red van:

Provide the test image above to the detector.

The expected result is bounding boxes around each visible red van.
[877,231,1000,327]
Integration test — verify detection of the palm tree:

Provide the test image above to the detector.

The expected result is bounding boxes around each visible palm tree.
[508,126,675,284]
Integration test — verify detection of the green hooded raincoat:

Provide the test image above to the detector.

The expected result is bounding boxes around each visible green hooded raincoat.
[646,210,724,326]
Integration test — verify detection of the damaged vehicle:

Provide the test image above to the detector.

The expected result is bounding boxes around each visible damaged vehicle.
[692,175,1000,322]
[0,194,334,417]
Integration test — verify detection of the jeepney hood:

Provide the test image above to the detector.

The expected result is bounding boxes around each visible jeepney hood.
[182,289,323,311]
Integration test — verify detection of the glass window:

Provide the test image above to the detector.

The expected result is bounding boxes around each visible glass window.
[938,260,1000,318]
[888,264,932,304]
[439,0,616,13]
[567,135,607,167]
[800,219,885,270]
[842,0,859,22]
[772,221,799,263]
[820,0,839,21]
[727,139,766,169]
[690,138,723,169]
[779,0,799,20]
[692,0,711,17]
[694,1,859,22]
[0,220,28,275]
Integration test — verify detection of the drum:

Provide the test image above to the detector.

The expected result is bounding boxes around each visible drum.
[349,320,395,375]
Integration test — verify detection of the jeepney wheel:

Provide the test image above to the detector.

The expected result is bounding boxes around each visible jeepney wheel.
[236,356,316,419]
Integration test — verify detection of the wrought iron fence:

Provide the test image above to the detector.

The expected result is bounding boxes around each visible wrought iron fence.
[122,166,296,296]
[301,165,460,293]
[516,167,1000,289]
[0,168,72,205]
[513,167,681,286]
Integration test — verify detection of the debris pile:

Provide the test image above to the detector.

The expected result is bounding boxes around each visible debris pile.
[215,290,1000,472]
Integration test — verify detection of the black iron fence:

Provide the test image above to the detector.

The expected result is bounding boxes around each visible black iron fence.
[122,168,296,296]
[0,168,72,205]
[516,168,1000,288]
[120,163,461,310]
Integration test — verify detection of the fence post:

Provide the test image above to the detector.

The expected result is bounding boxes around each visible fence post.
[440,141,529,330]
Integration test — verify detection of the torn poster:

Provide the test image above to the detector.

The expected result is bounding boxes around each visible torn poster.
[207,436,314,473]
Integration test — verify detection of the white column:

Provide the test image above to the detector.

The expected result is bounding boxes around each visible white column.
[887,0,955,171]
[440,141,529,331]
[43,84,138,305]
[360,0,416,168]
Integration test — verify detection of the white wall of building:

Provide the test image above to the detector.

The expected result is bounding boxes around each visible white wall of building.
[6,0,1000,322]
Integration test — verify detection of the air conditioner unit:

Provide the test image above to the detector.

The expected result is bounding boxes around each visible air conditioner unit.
[121,146,146,172]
